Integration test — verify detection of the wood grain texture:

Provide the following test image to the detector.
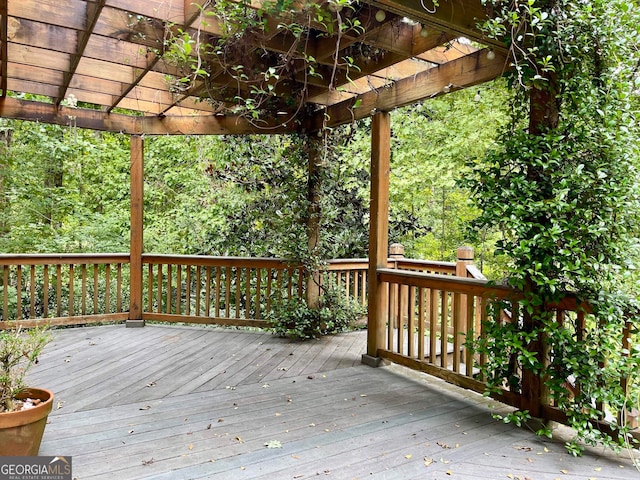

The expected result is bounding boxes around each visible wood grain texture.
[27,324,638,479]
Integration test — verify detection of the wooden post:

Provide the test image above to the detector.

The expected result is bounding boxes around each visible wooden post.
[389,243,404,328]
[127,135,144,327]
[363,111,391,367]
[305,133,322,309]
[455,246,474,369]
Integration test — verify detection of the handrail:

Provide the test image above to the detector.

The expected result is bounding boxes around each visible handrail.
[0,253,129,265]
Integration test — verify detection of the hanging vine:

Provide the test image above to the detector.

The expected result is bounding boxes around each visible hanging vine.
[161,0,365,125]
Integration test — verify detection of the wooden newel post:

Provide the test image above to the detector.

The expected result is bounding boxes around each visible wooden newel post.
[455,246,474,277]
[127,135,144,328]
[363,111,391,367]
[389,243,405,327]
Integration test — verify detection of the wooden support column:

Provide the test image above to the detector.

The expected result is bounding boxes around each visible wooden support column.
[127,135,144,327]
[305,133,323,309]
[362,111,391,367]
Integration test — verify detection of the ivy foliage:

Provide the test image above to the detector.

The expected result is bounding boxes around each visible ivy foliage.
[469,0,640,452]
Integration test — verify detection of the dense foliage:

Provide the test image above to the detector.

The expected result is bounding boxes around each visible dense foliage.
[470,0,640,453]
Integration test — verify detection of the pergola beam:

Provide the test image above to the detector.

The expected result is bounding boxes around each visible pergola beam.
[0,0,7,98]
[308,48,507,130]
[0,96,297,135]
[58,0,106,105]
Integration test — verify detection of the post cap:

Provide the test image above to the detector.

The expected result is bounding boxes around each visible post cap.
[456,246,474,261]
[389,243,405,257]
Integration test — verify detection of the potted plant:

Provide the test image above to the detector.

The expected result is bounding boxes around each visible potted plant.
[0,326,53,456]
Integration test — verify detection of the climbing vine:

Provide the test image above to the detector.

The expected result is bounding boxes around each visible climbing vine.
[469,0,640,453]
[162,0,363,124]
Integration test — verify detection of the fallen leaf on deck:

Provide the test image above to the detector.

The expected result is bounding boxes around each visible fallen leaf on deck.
[218,418,224,423]
[142,458,154,466]
[309,423,316,427]
[128,430,134,434]
[507,475,514,479]
[560,470,568,474]
[236,436,244,443]
[307,375,315,379]
[139,405,151,410]
[56,401,64,410]
[515,446,533,451]
[446,470,453,475]
[360,394,367,397]
[292,455,300,459]
[146,382,156,388]
[206,424,212,430]
[594,467,602,472]
[424,457,434,467]
[544,447,550,453]
[225,385,236,390]
[275,412,282,417]
[265,440,282,448]
[437,441,451,449]
[188,444,194,450]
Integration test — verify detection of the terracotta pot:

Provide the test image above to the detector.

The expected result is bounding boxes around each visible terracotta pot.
[0,388,54,456]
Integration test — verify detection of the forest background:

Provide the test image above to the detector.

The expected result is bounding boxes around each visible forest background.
[0,83,511,277]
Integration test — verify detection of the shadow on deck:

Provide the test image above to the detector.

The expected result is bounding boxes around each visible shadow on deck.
[27,324,638,479]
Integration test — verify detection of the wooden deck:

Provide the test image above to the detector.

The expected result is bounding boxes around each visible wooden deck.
[27,324,638,479]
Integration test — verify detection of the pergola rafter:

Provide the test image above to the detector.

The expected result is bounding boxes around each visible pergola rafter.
[0,0,506,134]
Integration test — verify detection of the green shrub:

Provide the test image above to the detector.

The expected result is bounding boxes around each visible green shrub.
[267,285,365,340]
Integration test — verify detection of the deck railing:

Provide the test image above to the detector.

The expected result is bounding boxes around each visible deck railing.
[142,255,305,327]
[374,255,636,435]
[0,249,634,434]
[0,254,130,328]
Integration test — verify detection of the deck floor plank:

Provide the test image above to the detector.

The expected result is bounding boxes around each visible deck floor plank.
[25,324,638,479]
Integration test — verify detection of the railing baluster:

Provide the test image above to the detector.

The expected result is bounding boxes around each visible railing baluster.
[93,265,99,314]
[440,292,448,369]
[266,268,273,315]
[29,265,36,318]
[82,264,88,316]
[156,264,163,314]
[386,282,393,350]
[117,263,122,313]
[43,265,49,318]
[465,295,475,377]
[55,264,61,318]
[418,286,425,360]
[255,268,261,320]
[185,265,192,316]
[195,265,201,316]
[235,267,241,319]
[69,264,75,317]
[167,264,173,314]
[407,285,415,358]
[205,266,211,317]
[453,292,462,373]
[147,263,154,312]
[245,267,251,318]
[225,266,231,319]
[429,289,438,364]
[176,265,181,315]
[397,283,404,355]
[3,265,9,320]
[104,264,111,314]
[215,267,222,318]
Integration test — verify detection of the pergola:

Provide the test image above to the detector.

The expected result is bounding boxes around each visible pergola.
[4,3,640,461]
[0,0,508,354]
